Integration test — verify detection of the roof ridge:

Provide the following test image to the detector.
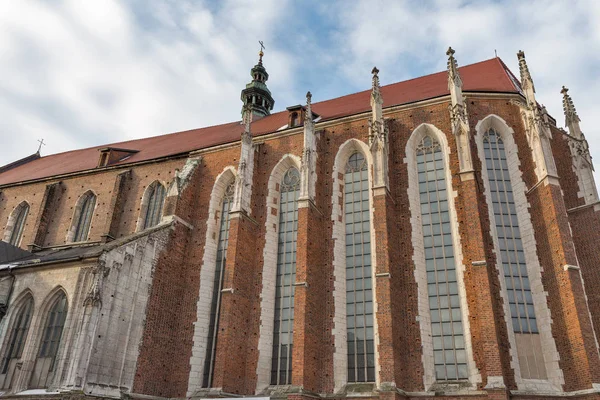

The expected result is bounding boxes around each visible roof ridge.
[0,56,519,186]
[0,152,40,174]
[5,57,507,165]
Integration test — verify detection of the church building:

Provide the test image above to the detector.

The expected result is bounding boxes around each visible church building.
[0,48,599,400]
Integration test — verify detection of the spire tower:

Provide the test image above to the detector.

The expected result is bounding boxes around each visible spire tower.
[240,42,275,119]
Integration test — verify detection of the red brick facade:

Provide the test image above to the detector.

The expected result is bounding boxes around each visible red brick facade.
[1,58,599,400]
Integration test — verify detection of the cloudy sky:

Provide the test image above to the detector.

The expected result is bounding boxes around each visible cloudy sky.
[1,0,599,188]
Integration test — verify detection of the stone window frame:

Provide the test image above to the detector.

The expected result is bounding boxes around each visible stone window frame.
[330,139,380,392]
[186,166,236,397]
[66,190,97,244]
[255,154,302,393]
[135,180,167,232]
[28,287,69,390]
[3,201,30,247]
[474,114,563,392]
[0,290,35,391]
[405,123,479,390]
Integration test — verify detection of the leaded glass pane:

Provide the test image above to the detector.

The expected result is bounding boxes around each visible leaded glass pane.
[271,168,300,385]
[483,129,537,334]
[203,182,234,388]
[38,293,68,369]
[416,135,468,381]
[74,194,96,242]
[143,184,166,229]
[9,203,29,246]
[345,152,375,383]
[1,296,33,374]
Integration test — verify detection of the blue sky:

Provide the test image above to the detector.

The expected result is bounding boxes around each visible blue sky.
[1,0,599,188]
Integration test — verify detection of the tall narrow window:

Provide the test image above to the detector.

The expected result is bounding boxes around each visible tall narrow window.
[30,292,68,389]
[483,129,545,379]
[271,168,300,385]
[73,193,96,242]
[417,135,467,381]
[8,203,29,246]
[203,182,234,388]
[345,152,375,383]
[143,183,166,229]
[1,296,33,389]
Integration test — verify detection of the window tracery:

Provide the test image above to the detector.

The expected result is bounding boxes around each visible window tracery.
[202,182,234,388]
[271,168,300,385]
[7,202,29,247]
[73,192,96,243]
[1,295,34,389]
[30,291,68,389]
[344,152,375,383]
[416,135,467,380]
[142,183,166,230]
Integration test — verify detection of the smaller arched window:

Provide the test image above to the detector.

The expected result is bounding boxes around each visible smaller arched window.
[7,202,29,246]
[203,181,235,388]
[143,183,166,230]
[1,295,34,388]
[29,291,68,389]
[73,192,96,242]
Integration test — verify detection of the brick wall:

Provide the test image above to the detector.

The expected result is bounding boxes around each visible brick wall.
[1,95,600,400]
[0,159,185,249]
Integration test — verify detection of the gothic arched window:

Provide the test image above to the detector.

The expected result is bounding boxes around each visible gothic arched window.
[143,183,166,230]
[483,129,537,333]
[203,182,234,388]
[271,167,300,385]
[73,192,96,243]
[416,135,467,381]
[1,295,34,389]
[482,128,545,379]
[344,152,375,383]
[7,202,29,247]
[29,291,68,389]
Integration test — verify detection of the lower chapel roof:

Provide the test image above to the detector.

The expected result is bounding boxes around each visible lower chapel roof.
[0,57,520,186]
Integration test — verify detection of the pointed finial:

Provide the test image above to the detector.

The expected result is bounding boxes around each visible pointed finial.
[305,91,313,125]
[561,85,581,131]
[446,47,459,81]
[517,50,535,93]
[370,67,383,117]
[371,67,382,104]
[372,66,380,87]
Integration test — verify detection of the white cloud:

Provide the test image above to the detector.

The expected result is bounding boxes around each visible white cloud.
[0,0,292,157]
[325,0,600,191]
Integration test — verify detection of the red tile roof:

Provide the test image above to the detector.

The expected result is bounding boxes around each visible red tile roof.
[0,58,519,186]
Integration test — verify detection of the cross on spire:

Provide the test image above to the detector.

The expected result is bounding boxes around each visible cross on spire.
[258,40,265,64]
[37,138,46,153]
